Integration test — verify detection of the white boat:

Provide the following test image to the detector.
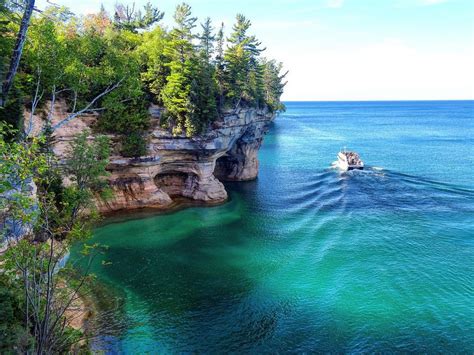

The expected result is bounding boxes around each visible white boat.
[335,149,364,171]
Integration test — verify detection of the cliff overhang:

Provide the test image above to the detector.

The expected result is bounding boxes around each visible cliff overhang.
[46,103,275,213]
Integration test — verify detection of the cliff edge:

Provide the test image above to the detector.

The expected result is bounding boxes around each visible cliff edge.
[44,102,275,213]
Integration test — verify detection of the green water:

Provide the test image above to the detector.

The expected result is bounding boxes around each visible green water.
[72,101,474,352]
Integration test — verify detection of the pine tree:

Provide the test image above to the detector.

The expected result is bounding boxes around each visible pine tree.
[113,1,164,32]
[161,3,197,136]
[185,55,218,136]
[215,22,225,111]
[224,14,265,107]
[138,26,170,105]
[171,2,196,63]
[198,17,215,62]
[195,17,217,129]
[262,58,288,112]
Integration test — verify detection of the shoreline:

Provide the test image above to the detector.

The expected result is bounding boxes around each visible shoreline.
[64,269,128,352]
[97,195,230,227]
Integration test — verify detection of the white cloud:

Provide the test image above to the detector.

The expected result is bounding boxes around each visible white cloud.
[326,0,344,9]
[276,38,474,101]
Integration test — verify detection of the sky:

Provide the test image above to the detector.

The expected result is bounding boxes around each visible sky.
[36,0,474,101]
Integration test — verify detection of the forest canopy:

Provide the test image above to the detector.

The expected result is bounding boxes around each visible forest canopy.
[0,1,287,144]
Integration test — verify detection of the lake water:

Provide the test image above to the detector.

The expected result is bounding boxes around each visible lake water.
[72,101,474,353]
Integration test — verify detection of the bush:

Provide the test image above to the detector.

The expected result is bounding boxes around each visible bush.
[121,130,147,157]
[0,85,24,141]
[0,276,33,353]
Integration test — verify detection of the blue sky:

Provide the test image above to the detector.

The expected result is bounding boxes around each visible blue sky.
[36,0,474,100]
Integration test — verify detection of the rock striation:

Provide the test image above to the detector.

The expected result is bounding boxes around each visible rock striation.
[46,103,275,213]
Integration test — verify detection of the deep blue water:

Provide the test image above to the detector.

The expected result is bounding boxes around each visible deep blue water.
[73,101,474,353]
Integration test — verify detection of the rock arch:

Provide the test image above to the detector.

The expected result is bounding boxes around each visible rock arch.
[154,171,199,198]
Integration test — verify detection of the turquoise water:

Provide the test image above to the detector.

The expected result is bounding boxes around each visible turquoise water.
[72,101,474,353]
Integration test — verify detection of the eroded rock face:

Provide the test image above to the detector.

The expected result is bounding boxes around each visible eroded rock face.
[44,103,275,212]
[214,136,263,181]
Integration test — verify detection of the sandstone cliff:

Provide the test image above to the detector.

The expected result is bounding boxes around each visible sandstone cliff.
[39,102,275,213]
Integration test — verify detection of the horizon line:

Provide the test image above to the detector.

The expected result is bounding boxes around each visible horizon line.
[282,99,474,102]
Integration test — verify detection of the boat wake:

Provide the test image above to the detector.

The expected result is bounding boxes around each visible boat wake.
[279,165,474,239]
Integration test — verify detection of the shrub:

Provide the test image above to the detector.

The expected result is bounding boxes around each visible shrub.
[121,130,147,157]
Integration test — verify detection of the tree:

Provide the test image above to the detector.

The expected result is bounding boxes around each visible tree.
[20,13,130,137]
[138,26,170,104]
[215,22,225,110]
[0,0,35,107]
[262,58,288,112]
[3,1,286,141]
[167,2,196,64]
[191,17,218,130]
[113,1,164,32]
[0,272,33,352]
[83,4,112,35]
[0,0,12,76]
[0,126,110,353]
[198,17,215,62]
[161,2,197,136]
[65,132,110,193]
[224,14,265,106]
[186,56,217,134]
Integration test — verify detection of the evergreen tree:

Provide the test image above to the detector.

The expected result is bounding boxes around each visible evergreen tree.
[198,17,215,62]
[161,3,197,136]
[2,2,286,140]
[113,1,164,32]
[215,23,225,110]
[224,14,265,106]
[262,58,288,112]
[170,2,196,63]
[193,17,218,130]
[138,26,170,105]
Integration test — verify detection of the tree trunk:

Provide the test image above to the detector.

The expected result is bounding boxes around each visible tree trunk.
[0,0,35,107]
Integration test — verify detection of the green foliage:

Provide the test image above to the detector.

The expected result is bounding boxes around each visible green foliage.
[99,92,149,132]
[224,14,265,106]
[121,130,148,157]
[65,131,110,192]
[0,0,14,79]
[9,1,285,141]
[198,17,215,61]
[0,125,111,352]
[22,15,68,96]
[0,83,23,137]
[0,124,47,194]
[0,275,32,353]
[160,3,197,136]
[215,23,226,109]
[262,59,288,112]
[113,1,164,32]
[138,26,170,104]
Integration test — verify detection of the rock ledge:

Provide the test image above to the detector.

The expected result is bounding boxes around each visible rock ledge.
[47,104,275,212]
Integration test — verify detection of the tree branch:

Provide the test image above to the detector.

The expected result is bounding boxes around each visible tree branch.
[50,79,123,131]
[1,0,35,107]
[25,68,45,137]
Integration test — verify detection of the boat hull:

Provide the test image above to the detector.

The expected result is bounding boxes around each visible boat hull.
[336,161,364,171]
[336,152,364,171]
